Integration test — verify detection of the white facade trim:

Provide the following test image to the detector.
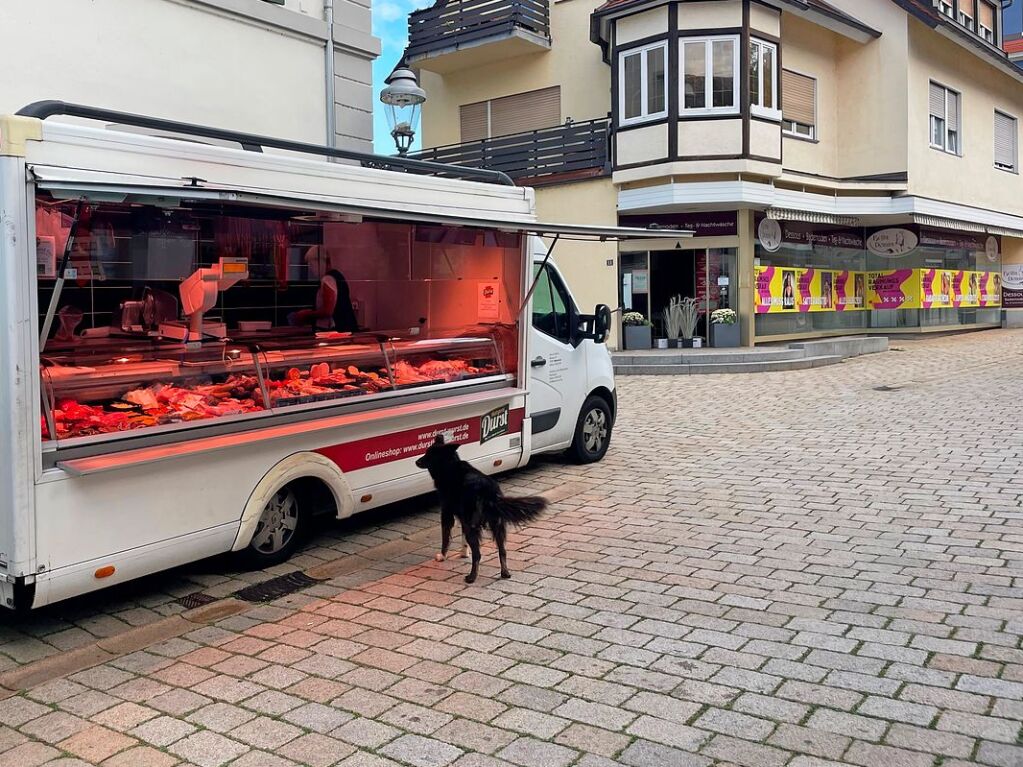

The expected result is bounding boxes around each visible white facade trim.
[617,180,1023,235]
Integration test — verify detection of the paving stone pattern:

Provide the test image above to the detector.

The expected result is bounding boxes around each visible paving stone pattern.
[1,330,1022,766]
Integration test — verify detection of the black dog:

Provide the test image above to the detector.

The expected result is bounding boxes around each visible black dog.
[415,435,547,583]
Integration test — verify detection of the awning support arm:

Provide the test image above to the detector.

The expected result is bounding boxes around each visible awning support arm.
[516,235,561,319]
[39,198,86,353]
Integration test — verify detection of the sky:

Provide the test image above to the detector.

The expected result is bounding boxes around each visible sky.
[371,0,431,154]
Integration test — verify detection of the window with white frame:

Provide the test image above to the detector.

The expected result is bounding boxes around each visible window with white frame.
[781,69,816,140]
[936,0,953,19]
[679,36,740,115]
[994,110,1018,172]
[619,42,668,125]
[957,0,976,30]
[929,81,961,155]
[750,39,779,118]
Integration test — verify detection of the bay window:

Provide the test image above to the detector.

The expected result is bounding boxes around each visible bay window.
[750,39,780,118]
[620,42,668,125]
[680,36,739,114]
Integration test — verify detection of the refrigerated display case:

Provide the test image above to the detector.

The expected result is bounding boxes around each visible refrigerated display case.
[40,331,509,452]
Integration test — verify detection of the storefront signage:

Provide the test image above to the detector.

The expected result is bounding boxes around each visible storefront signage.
[756,267,1000,314]
[754,216,865,251]
[619,212,739,238]
[985,236,1000,263]
[758,218,783,253]
[866,229,919,258]
[1002,263,1023,309]
[917,228,997,253]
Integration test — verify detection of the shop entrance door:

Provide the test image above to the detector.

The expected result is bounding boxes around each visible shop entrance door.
[644,248,737,344]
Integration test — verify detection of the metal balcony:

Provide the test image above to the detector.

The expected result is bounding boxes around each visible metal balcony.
[412,118,610,185]
[406,0,551,73]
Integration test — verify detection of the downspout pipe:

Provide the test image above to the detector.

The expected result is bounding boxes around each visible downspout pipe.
[324,0,337,149]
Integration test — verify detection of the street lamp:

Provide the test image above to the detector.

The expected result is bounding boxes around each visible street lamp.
[380,67,427,156]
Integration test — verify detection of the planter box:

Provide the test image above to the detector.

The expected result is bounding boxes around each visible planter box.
[711,322,740,348]
[623,325,652,350]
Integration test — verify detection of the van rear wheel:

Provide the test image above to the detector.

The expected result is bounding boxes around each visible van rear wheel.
[238,486,306,568]
[568,395,612,464]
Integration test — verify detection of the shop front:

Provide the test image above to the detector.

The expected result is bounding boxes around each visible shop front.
[615,208,1004,347]
[753,217,1003,340]
[618,212,740,348]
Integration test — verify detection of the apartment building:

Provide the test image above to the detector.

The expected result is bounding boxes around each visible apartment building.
[0,0,379,151]
[409,0,1023,347]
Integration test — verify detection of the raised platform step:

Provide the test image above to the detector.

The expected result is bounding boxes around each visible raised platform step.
[613,348,805,366]
[786,336,889,358]
[614,355,844,376]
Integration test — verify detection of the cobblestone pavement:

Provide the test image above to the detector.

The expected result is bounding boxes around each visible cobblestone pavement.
[1,329,1022,767]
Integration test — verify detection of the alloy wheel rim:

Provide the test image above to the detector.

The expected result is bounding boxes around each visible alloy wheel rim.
[582,408,608,453]
[252,489,299,554]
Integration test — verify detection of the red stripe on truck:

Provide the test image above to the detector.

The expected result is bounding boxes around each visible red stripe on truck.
[316,407,524,473]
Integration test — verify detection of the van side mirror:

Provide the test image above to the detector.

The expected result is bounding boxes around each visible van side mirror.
[575,304,612,345]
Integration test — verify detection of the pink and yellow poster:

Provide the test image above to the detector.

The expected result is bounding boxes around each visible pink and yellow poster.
[866,270,921,310]
[834,271,867,311]
[755,266,799,313]
[921,269,955,309]
[979,272,1001,307]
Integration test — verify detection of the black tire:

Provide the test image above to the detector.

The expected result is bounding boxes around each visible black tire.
[568,395,613,464]
[236,486,307,569]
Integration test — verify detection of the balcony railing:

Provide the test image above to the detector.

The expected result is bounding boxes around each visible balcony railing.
[407,0,550,61]
[413,118,610,184]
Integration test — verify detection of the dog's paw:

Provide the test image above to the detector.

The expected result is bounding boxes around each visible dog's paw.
[500,570,511,579]
[464,572,478,584]
[434,552,445,562]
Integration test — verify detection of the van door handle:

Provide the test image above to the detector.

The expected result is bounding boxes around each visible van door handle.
[531,356,547,368]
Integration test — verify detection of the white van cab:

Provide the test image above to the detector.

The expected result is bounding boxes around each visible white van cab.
[528,245,616,464]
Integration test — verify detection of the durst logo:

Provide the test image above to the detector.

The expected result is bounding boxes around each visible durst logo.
[480,405,509,444]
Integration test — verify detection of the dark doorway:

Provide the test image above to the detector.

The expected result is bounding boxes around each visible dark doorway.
[650,250,697,336]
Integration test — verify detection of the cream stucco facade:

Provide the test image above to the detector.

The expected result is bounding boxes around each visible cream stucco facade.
[0,0,380,151]
[412,0,1023,346]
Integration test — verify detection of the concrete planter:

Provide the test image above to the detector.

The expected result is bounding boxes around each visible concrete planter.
[711,322,740,348]
[623,325,652,350]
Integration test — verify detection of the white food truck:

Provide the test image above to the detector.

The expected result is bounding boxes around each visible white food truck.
[0,103,687,610]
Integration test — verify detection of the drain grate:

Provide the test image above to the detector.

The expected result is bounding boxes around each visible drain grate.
[233,571,319,603]
[176,592,218,610]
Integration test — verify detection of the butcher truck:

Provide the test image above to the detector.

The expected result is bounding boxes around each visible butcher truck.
[0,103,688,610]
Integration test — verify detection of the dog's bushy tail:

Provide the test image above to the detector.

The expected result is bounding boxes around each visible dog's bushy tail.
[494,495,547,527]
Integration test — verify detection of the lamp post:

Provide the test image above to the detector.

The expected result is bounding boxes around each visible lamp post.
[380,67,427,156]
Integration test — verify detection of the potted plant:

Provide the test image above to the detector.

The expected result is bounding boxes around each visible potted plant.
[663,296,684,348]
[679,297,700,348]
[711,308,740,347]
[622,311,653,350]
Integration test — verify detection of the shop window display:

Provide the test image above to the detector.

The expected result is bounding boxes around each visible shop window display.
[754,218,1001,338]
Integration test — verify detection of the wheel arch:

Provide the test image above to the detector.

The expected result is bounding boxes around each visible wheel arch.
[232,452,356,552]
[587,385,617,423]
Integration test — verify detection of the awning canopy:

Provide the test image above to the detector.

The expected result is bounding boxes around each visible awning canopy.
[30,165,693,242]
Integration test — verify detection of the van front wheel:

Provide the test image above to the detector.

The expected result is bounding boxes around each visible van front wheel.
[568,395,612,464]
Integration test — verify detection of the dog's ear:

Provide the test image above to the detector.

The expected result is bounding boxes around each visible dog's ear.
[433,434,445,446]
